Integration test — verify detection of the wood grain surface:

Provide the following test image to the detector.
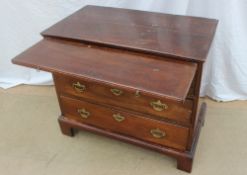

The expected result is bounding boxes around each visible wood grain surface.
[12,5,218,172]
[12,38,197,101]
[54,73,193,125]
[42,5,218,62]
[60,95,189,151]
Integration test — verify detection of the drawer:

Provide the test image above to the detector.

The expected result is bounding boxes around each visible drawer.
[54,74,193,124]
[53,75,193,124]
[60,95,189,151]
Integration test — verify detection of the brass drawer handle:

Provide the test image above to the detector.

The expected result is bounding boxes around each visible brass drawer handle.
[110,88,123,96]
[77,108,90,119]
[150,100,168,111]
[150,128,166,139]
[113,113,125,122]
[72,82,86,92]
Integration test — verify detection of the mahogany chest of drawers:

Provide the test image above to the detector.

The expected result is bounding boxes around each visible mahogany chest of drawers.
[12,5,218,172]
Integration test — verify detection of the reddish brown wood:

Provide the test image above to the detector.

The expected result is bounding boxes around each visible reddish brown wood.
[58,102,206,173]
[11,6,217,173]
[12,38,197,102]
[178,102,207,172]
[177,156,193,172]
[60,95,189,151]
[58,117,75,137]
[187,62,204,150]
[53,73,193,125]
[42,5,218,62]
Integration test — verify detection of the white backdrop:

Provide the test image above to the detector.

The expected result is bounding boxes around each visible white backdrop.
[1,0,247,101]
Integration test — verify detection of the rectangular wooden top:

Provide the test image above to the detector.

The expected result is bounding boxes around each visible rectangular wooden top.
[12,38,197,101]
[42,5,218,62]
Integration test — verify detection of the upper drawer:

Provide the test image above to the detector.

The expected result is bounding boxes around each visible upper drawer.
[54,74,193,125]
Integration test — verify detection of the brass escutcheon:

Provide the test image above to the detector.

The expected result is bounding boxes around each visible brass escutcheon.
[112,113,125,122]
[72,82,86,93]
[77,108,90,119]
[110,88,123,96]
[150,128,166,139]
[150,100,168,111]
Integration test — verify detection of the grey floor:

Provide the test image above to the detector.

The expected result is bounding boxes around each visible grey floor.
[0,85,247,175]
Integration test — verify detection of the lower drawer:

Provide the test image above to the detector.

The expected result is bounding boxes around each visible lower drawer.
[60,96,189,151]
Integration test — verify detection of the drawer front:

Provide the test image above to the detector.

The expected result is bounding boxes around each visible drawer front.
[60,96,189,151]
[54,74,193,124]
